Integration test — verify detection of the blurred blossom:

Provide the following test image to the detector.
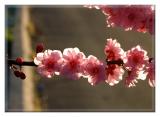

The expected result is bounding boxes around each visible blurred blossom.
[85,5,154,35]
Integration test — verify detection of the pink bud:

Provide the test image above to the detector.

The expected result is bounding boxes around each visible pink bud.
[19,72,26,80]
[14,70,21,77]
[16,57,23,65]
[36,43,44,53]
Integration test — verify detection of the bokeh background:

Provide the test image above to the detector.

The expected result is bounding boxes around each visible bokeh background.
[5,5,155,112]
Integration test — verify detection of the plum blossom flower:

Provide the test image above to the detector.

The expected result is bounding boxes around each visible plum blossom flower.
[125,69,147,87]
[34,49,63,78]
[104,38,125,86]
[61,47,86,80]
[105,64,124,86]
[145,12,155,35]
[102,5,154,34]
[85,5,154,34]
[125,71,138,87]
[102,5,129,28]
[124,45,149,71]
[124,46,149,87]
[104,38,125,61]
[82,55,106,86]
[145,60,155,87]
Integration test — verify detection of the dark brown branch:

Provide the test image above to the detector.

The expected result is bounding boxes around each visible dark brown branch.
[106,57,153,66]
[106,59,124,66]
[7,57,153,67]
[8,59,37,66]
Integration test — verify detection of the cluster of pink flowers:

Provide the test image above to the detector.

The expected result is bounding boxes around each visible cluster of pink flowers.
[34,39,155,87]
[124,45,149,87]
[34,47,106,86]
[85,5,154,35]
[104,39,125,86]
[105,39,155,87]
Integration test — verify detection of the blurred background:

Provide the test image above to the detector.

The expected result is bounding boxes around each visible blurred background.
[5,5,155,112]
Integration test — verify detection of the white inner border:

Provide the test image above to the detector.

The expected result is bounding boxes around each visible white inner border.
[1,0,160,117]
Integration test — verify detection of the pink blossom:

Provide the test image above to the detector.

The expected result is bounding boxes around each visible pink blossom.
[124,45,149,87]
[104,38,124,61]
[146,60,155,87]
[125,69,147,87]
[102,5,128,27]
[124,45,149,71]
[61,47,86,80]
[105,64,124,86]
[94,5,154,34]
[122,6,153,32]
[146,12,155,35]
[104,38,125,86]
[34,49,63,78]
[82,55,106,86]
[125,71,138,87]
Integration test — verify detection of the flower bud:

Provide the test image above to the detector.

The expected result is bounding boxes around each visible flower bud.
[36,43,44,53]
[16,57,23,65]
[14,70,21,77]
[19,72,26,80]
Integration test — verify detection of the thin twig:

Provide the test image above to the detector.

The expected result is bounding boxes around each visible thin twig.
[106,59,124,66]
[7,59,37,66]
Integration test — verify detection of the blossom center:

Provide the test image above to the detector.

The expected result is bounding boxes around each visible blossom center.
[45,59,55,71]
[91,67,99,76]
[69,60,78,69]
[106,50,115,59]
[132,55,140,63]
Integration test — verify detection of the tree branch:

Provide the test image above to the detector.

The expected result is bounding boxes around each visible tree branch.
[8,59,37,66]
[106,59,124,66]
[7,57,153,67]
